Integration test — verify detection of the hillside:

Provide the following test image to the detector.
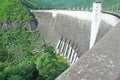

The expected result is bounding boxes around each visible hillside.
[21,0,120,10]
[21,0,93,9]
[21,0,50,9]
[0,0,68,80]
[0,0,33,24]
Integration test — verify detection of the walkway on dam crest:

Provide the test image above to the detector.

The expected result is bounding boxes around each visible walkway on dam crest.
[31,10,120,27]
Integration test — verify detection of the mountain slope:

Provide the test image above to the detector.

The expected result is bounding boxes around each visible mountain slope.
[0,0,33,23]
[22,0,120,10]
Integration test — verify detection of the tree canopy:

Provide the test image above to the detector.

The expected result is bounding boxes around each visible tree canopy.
[0,27,69,80]
[21,0,120,10]
[0,0,33,23]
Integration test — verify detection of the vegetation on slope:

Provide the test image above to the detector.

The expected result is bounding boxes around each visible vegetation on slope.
[102,0,120,10]
[21,0,120,10]
[0,0,69,80]
[21,0,50,9]
[0,27,68,80]
[21,0,93,9]
[0,0,33,24]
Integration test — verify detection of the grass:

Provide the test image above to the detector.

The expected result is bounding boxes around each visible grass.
[0,0,33,24]
[21,0,120,10]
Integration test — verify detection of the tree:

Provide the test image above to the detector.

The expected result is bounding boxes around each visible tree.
[0,27,69,80]
[36,52,68,80]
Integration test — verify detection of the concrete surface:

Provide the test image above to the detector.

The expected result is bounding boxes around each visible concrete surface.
[55,22,120,80]
[31,10,120,80]
[32,10,120,57]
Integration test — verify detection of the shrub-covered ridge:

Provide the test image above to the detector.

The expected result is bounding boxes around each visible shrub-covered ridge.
[0,0,33,24]
[0,27,69,80]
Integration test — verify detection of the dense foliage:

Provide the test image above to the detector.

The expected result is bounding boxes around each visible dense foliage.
[0,0,69,80]
[0,27,68,80]
[21,0,120,10]
[21,0,50,9]
[0,0,33,24]
[102,0,120,10]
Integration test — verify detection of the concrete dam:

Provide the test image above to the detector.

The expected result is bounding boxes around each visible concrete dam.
[31,8,120,79]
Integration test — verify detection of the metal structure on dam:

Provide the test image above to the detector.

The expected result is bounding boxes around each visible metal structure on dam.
[56,37,79,64]
[31,1,120,80]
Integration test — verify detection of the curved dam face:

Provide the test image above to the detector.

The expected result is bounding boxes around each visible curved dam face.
[56,23,120,80]
[31,10,119,58]
[32,10,92,57]
[32,10,120,79]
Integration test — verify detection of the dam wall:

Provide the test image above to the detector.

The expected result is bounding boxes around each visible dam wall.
[31,10,120,57]
[56,22,120,80]
[31,10,120,79]
[52,14,91,56]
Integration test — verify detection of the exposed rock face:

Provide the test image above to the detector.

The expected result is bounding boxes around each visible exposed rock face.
[25,20,38,30]
[0,20,37,30]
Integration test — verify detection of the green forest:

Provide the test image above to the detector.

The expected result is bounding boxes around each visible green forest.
[0,0,33,24]
[21,0,120,10]
[0,0,68,80]
[0,27,68,80]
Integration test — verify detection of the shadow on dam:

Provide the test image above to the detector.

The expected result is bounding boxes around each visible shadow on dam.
[31,10,119,64]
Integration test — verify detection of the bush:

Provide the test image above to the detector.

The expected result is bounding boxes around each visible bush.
[36,52,68,80]
[0,0,33,23]
[8,75,23,80]
[0,27,69,80]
